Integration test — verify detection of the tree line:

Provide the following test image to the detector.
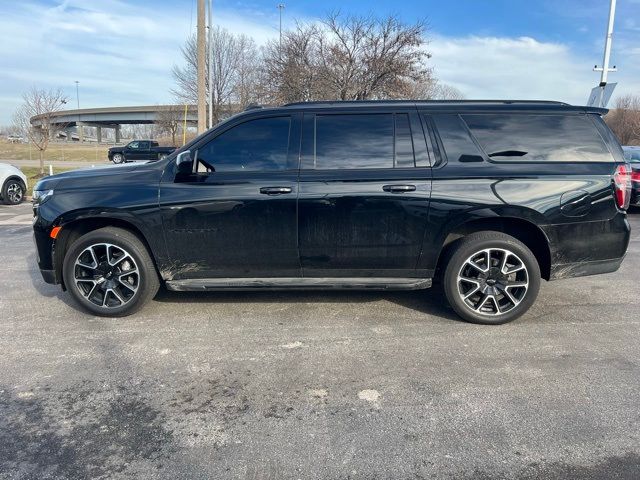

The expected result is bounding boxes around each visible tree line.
[169,12,463,126]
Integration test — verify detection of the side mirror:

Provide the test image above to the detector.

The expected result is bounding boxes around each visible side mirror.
[176,151,193,175]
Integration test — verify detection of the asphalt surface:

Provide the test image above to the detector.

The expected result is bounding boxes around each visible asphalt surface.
[1,202,639,479]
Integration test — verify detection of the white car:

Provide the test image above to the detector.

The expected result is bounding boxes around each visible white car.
[0,163,28,205]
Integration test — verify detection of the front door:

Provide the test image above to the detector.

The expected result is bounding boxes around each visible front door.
[298,110,432,278]
[159,114,301,279]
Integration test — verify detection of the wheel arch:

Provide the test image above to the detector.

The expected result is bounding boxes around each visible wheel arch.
[2,175,27,189]
[53,214,161,289]
[434,216,552,281]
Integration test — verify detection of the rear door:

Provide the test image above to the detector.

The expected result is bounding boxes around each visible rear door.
[298,108,433,278]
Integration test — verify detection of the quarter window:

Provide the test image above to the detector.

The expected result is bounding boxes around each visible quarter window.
[463,114,613,162]
[196,116,291,172]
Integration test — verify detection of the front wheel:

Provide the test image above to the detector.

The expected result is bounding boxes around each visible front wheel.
[442,231,541,325]
[2,179,25,205]
[112,153,125,164]
[62,227,159,317]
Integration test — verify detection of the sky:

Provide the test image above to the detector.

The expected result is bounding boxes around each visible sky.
[0,0,639,124]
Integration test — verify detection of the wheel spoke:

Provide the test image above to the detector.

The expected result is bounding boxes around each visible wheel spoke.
[501,286,519,306]
[469,250,490,273]
[109,288,125,305]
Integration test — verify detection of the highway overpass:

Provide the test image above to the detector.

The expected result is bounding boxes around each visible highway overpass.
[30,105,197,143]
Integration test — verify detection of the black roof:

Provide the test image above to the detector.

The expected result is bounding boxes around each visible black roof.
[245,99,608,115]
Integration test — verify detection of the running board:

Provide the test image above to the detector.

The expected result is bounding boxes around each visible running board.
[166,277,432,292]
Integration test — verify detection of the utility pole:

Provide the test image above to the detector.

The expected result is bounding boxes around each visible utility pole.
[589,0,618,107]
[207,0,213,130]
[197,0,207,134]
[74,80,80,109]
[75,80,82,143]
[278,4,285,51]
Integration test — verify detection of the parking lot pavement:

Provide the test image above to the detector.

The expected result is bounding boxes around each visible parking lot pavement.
[0,202,639,479]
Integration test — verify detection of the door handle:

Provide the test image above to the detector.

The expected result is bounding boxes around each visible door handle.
[382,184,416,193]
[260,186,293,195]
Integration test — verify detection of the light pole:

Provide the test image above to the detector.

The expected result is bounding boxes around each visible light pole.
[278,4,285,51]
[74,80,80,109]
[207,0,213,129]
[589,0,618,107]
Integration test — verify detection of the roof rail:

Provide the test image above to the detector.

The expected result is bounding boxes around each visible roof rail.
[244,103,263,111]
[282,99,571,107]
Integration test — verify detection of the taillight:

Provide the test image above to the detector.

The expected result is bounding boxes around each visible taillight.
[613,164,632,210]
[632,170,640,183]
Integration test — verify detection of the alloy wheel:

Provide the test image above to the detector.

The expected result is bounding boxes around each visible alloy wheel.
[457,248,529,316]
[7,182,23,204]
[73,243,140,308]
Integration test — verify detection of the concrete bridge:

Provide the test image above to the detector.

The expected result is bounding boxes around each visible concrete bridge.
[30,105,197,143]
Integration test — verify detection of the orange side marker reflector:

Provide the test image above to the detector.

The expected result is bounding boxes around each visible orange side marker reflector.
[50,226,62,239]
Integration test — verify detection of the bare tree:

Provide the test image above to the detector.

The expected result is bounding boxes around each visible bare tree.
[155,106,185,145]
[172,27,263,124]
[403,78,465,100]
[261,23,324,104]
[606,94,640,145]
[262,13,432,103]
[13,87,68,174]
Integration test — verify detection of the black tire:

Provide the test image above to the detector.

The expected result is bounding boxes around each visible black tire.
[112,153,125,164]
[62,227,159,317]
[2,178,26,205]
[442,231,541,325]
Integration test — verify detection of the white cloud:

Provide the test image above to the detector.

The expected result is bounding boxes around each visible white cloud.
[0,0,282,124]
[428,34,640,106]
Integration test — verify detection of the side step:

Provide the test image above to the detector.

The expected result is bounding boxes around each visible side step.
[165,277,432,292]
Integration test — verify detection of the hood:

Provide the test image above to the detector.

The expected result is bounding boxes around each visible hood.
[34,162,145,191]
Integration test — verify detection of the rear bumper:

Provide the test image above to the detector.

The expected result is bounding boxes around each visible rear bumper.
[549,256,625,280]
[542,213,631,281]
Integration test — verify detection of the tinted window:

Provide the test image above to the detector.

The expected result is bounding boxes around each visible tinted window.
[463,114,613,162]
[431,114,485,163]
[315,114,394,169]
[128,141,140,149]
[197,116,291,172]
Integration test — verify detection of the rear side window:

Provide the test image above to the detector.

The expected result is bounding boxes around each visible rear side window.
[315,114,393,169]
[307,113,416,169]
[463,114,613,162]
[197,116,291,172]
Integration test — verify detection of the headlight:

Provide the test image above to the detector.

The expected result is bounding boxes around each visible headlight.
[32,189,54,205]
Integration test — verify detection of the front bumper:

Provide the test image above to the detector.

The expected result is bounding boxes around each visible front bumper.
[39,268,57,284]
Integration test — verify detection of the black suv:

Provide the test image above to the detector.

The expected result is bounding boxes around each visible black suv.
[32,100,632,324]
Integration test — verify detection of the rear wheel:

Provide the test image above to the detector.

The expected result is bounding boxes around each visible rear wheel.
[442,231,541,325]
[62,227,159,316]
[2,179,25,205]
